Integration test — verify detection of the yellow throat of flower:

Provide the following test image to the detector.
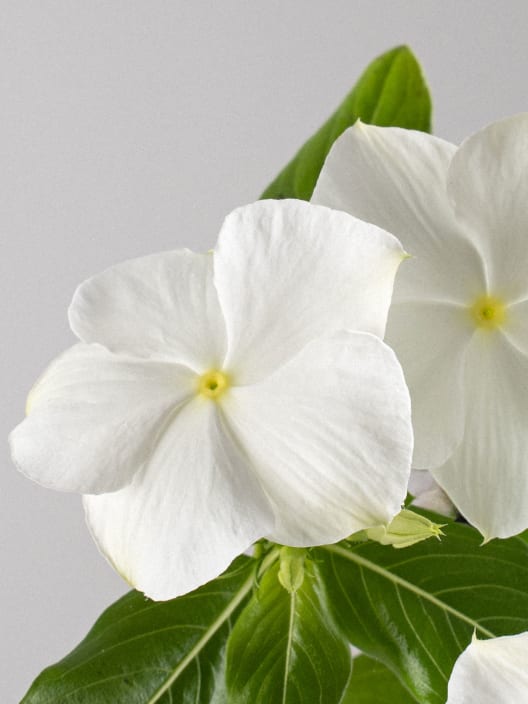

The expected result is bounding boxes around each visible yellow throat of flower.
[197,369,230,400]
[470,295,507,330]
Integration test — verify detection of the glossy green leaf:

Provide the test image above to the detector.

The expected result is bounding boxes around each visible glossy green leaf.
[21,555,268,704]
[261,45,431,201]
[226,559,351,703]
[343,655,416,704]
[316,519,528,704]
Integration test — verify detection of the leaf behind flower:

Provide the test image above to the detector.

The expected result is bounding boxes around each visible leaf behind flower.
[261,45,432,201]
[21,556,256,704]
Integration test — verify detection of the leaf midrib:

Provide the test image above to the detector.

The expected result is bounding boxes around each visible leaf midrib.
[147,549,279,704]
[281,590,296,704]
[323,545,496,638]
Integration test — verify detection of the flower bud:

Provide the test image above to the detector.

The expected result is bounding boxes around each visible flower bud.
[278,547,307,593]
[352,509,445,549]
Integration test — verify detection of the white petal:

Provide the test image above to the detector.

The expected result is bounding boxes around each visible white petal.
[408,470,456,517]
[213,199,405,384]
[222,331,413,545]
[9,344,194,493]
[386,301,472,469]
[69,250,227,371]
[312,122,486,304]
[503,299,528,355]
[447,114,528,302]
[446,632,528,704]
[84,399,274,600]
[432,332,528,539]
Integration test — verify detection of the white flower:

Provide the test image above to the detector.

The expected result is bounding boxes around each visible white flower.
[408,470,455,518]
[446,631,528,703]
[313,115,528,540]
[10,199,412,600]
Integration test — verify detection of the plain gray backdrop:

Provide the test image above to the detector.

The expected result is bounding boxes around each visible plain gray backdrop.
[3,1,528,700]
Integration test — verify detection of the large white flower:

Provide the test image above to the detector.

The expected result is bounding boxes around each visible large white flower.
[313,115,528,540]
[10,199,412,600]
[446,631,528,703]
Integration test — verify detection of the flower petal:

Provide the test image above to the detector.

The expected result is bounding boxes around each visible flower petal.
[386,301,472,469]
[503,299,528,355]
[69,250,227,371]
[84,400,274,600]
[213,199,405,384]
[432,332,528,539]
[312,122,486,304]
[408,470,456,518]
[447,114,528,302]
[9,344,194,493]
[446,632,528,704]
[222,330,413,545]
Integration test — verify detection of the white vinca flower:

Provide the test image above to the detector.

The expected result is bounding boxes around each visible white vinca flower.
[313,115,528,540]
[10,199,413,600]
[408,470,455,518]
[446,631,528,703]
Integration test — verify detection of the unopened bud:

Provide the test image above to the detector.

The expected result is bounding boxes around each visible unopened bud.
[278,547,306,593]
[364,509,445,549]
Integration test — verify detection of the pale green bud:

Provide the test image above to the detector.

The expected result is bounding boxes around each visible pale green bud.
[359,509,445,549]
[278,547,307,593]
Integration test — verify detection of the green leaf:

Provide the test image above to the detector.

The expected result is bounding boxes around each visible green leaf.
[261,45,431,201]
[342,655,417,704]
[226,558,351,703]
[22,555,271,704]
[316,519,528,704]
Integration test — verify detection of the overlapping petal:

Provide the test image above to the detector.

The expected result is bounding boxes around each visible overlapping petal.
[69,250,227,371]
[312,122,486,304]
[408,470,455,517]
[447,114,528,303]
[9,344,194,493]
[11,198,416,599]
[503,299,528,355]
[446,632,528,704]
[222,330,413,545]
[385,301,472,469]
[432,332,528,539]
[214,199,405,384]
[84,399,274,600]
[314,118,528,540]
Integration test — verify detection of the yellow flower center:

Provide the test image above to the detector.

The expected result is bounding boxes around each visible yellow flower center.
[197,369,230,400]
[470,295,507,330]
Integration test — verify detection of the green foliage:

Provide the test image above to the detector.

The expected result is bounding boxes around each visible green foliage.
[22,520,528,704]
[22,556,257,704]
[226,560,351,704]
[261,45,431,201]
[316,520,528,704]
[23,47,506,704]
[342,655,416,704]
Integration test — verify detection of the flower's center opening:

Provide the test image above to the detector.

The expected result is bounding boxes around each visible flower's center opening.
[470,295,507,330]
[198,369,230,400]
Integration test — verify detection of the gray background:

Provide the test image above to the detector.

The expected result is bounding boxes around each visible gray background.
[3,1,528,700]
